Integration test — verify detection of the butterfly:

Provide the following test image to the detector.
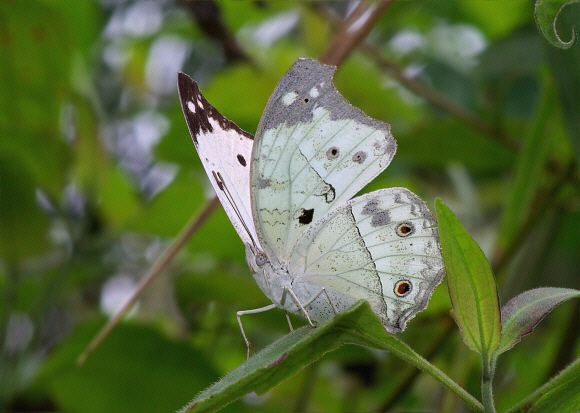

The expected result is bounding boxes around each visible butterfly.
[178,58,444,356]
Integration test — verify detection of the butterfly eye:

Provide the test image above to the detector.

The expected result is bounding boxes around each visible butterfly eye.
[255,252,268,267]
[396,222,415,237]
[394,280,412,297]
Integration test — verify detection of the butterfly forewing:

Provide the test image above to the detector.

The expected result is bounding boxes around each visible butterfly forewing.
[289,188,444,332]
[177,72,259,249]
[251,59,397,262]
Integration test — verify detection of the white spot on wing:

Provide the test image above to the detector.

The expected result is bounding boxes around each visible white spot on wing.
[282,92,298,106]
[309,87,319,98]
[187,101,196,113]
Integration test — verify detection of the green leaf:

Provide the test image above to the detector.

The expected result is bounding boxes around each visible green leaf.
[179,301,483,413]
[535,0,579,49]
[496,87,556,249]
[506,356,580,413]
[495,288,580,357]
[34,321,236,413]
[0,157,50,264]
[435,199,501,356]
[397,119,514,173]
[458,1,529,38]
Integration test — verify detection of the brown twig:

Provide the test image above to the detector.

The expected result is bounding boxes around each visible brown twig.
[180,0,249,63]
[319,0,392,67]
[361,44,520,151]
[77,196,220,365]
[313,3,520,151]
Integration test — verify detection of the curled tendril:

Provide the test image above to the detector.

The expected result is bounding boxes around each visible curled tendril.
[535,0,579,49]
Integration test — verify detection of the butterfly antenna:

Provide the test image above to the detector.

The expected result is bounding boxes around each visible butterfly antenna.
[212,171,258,250]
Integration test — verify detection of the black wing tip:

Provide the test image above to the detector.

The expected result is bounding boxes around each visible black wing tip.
[177,71,192,83]
[177,71,255,143]
[177,71,200,98]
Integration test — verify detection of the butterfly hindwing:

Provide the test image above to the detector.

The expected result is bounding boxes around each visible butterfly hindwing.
[289,187,444,332]
[251,59,397,262]
[177,72,259,249]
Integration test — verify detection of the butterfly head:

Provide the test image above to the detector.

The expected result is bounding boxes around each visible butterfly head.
[245,244,270,274]
[255,252,268,267]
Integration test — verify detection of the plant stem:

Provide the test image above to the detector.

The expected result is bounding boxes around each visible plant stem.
[319,0,392,67]
[481,357,496,413]
[77,196,220,365]
[311,4,520,152]
[349,330,484,413]
[379,319,454,412]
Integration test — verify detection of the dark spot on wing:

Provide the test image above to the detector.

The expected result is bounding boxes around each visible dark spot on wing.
[257,176,271,189]
[396,222,415,237]
[362,199,380,215]
[298,208,314,225]
[237,154,247,167]
[352,151,367,164]
[326,146,340,160]
[371,210,391,227]
[394,280,412,297]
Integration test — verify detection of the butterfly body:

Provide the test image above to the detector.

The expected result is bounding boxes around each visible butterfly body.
[178,58,444,340]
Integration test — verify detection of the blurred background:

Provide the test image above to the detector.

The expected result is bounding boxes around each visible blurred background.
[1,1,579,412]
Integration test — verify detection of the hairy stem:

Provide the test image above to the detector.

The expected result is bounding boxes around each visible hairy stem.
[349,330,484,413]
[481,356,496,413]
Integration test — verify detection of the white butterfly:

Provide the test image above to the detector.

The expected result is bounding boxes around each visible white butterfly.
[178,58,444,356]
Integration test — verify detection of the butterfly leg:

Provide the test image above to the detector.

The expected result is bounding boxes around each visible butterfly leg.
[285,311,294,331]
[302,287,339,316]
[280,286,316,328]
[236,304,277,359]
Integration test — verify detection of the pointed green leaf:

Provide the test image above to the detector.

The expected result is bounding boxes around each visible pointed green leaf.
[496,87,555,249]
[496,287,580,356]
[179,301,483,413]
[435,198,501,356]
[535,0,579,49]
[506,356,580,413]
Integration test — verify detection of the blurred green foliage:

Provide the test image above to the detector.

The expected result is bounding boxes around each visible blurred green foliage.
[1,1,579,412]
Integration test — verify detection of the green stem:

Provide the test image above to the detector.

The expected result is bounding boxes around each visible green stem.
[481,356,496,413]
[348,330,484,413]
